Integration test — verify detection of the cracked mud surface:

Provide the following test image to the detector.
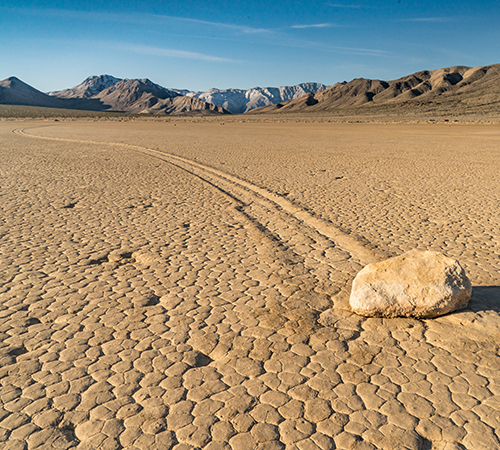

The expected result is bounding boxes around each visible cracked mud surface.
[1,120,500,449]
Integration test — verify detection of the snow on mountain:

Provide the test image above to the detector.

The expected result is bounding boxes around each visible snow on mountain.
[45,76,329,114]
[185,83,329,114]
[32,75,226,115]
[49,75,122,98]
[50,76,185,109]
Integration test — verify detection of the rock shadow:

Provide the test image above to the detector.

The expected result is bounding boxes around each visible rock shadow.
[466,285,500,313]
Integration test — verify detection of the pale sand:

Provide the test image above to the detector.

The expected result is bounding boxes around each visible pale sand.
[1,120,500,449]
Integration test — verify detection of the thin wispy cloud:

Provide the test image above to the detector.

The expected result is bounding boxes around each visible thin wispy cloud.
[36,37,238,63]
[3,7,272,35]
[132,32,390,59]
[174,16,271,34]
[325,44,391,57]
[400,17,455,23]
[3,6,132,22]
[113,43,238,63]
[266,34,391,57]
[328,4,367,8]
[6,6,391,64]
[291,23,340,29]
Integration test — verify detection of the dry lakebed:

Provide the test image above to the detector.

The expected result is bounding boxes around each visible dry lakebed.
[1,119,500,449]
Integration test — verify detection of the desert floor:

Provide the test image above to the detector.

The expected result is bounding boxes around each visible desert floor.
[1,119,500,450]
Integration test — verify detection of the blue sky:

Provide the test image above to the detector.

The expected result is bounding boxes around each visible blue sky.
[1,1,499,92]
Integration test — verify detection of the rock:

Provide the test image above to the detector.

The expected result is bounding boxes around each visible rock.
[349,250,471,318]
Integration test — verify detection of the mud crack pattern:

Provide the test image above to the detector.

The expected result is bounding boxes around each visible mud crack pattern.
[1,122,500,450]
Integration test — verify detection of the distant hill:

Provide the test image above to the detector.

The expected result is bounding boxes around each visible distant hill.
[50,76,227,115]
[0,76,105,111]
[1,76,227,115]
[1,76,71,108]
[48,75,122,98]
[249,64,500,115]
[184,83,329,114]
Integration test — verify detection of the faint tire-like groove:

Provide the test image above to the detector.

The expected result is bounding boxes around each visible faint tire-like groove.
[14,126,385,266]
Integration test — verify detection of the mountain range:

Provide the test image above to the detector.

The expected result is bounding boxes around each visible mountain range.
[1,75,327,115]
[183,83,328,114]
[250,64,500,114]
[48,75,122,98]
[48,76,328,114]
[1,63,499,116]
[0,76,227,115]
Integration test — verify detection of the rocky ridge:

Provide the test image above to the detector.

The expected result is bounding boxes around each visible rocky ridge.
[250,63,500,115]
[48,75,122,98]
[1,76,227,115]
[184,83,329,114]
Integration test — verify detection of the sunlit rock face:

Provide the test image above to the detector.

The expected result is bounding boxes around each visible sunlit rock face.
[349,250,472,319]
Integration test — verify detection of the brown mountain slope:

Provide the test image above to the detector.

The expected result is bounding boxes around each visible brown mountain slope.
[142,95,229,115]
[93,78,177,112]
[50,75,122,99]
[250,64,500,115]
[1,77,228,115]
[0,76,107,111]
[93,78,227,114]
[0,77,72,108]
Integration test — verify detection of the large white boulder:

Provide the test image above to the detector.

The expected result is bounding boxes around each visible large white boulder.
[349,249,472,318]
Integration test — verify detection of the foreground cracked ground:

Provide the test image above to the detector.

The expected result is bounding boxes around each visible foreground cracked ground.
[1,121,500,450]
